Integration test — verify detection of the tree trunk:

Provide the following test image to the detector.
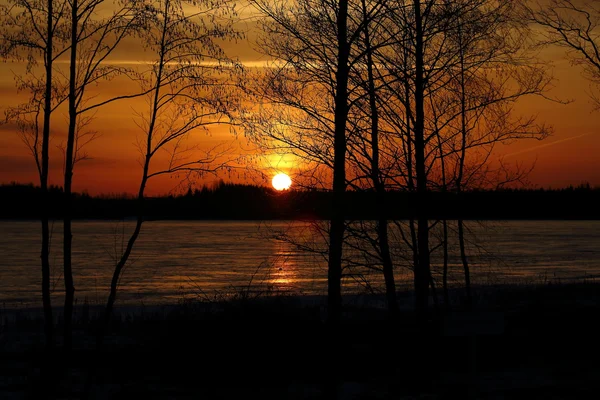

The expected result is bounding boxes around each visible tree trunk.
[413,0,430,321]
[429,270,438,311]
[361,0,398,317]
[63,0,78,351]
[101,213,144,341]
[328,0,350,325]
[100,0,170,340]
[456,21,472,309]
[432,73,449,310]
[442,219,449,307]
[379,221,399,316]
[40,0,54,350]
[458,219,472,308]
[402,23,420,320]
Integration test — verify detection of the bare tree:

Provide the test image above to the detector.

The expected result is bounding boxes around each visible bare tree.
[410,0,432,320]
[249,0,364,323]
[60,0,145,350]
[1,0,70,349]
[366,0,552,314]
[525,0,600,108]
[438,1,550,307]
[247,0,552,322]
[100,0,242,340]
[357,0,399,316]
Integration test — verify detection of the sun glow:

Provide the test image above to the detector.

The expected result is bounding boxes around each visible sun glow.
[272,173,292,191]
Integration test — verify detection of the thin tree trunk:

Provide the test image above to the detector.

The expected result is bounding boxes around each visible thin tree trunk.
[442,219,449,307]
[328,0,350,325]
[361,0,398,317]
[101,212,144,341]
[379,222,399,315]
[99,0,169,343]
[404,37,414,194]
[458,220,472,307]
[85,6,165,396]
[413,0,430,321]
[403,34,420,315]
[63,0,78,351]
[429,270,438,311]
[431,81,449,310]
[40,0,54,350]
[456,21,472,309]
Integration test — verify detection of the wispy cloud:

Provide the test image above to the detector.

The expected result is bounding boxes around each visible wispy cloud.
[503,132,592,158]
[52,59,292,68]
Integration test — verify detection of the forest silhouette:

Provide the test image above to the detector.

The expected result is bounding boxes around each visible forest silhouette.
[2,182,599,220]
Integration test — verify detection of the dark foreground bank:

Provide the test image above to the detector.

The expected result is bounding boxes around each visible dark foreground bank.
[1,282,599,399]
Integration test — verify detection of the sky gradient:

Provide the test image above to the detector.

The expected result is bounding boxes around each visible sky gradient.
[1,8,599,195]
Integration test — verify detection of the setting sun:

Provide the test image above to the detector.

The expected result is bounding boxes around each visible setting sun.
[272,173,292,191]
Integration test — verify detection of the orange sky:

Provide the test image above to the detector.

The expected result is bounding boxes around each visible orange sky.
[501,47,600,188]
[1,10,600,195]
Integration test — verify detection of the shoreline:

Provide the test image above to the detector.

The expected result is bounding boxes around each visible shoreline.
[2,280,598,317]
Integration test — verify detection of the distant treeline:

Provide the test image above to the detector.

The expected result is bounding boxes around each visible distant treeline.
[1,182,599,220]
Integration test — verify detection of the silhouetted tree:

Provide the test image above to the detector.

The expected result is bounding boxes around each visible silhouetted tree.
[358,0,399,316]
[60,0,146,350]
[250,0,365,323]
[439,1,550,307]
[1,0,70,350]
[100,0,242,340]
[249,0,554,319]
[526,0,600,108]
[369,0,551,313]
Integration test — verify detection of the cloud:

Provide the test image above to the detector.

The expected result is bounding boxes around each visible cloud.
[503,132,592,158]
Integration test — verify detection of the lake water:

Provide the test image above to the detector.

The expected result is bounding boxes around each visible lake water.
[1,220,599,308]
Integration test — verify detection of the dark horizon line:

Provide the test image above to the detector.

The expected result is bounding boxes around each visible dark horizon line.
[2,180,600,198]
[2,181,600,221]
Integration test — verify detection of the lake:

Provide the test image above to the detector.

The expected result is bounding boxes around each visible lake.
[1,220,599,308]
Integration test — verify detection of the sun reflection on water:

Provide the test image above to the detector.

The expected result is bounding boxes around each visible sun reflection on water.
[268,241,299,290]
